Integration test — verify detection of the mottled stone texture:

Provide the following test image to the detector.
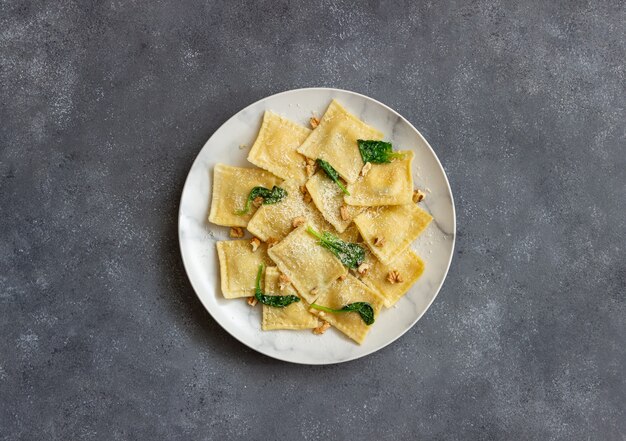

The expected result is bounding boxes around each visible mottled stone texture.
[0,1,624,439]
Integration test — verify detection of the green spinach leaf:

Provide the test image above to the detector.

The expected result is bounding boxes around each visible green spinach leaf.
[310,302,375,325]
[357,139,405,164]
[235,185,287,215]
[316,158,350,195]
[306,226,365,270]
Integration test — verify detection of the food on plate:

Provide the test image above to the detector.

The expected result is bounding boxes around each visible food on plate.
[344,150,415,206]
[211,99,432,343]
[209,164,280,227]
[297,100,383,183]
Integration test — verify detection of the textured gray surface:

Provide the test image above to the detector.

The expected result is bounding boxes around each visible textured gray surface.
[0,0,624,439]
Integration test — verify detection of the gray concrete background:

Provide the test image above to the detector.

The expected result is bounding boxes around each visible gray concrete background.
[1,1,624,439]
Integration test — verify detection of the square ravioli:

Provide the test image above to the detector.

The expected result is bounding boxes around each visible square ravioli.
[247,179,332,242]
[359,248,425,307]
[305,171,364,233]
[354,204,432,264]
[297,100,383,184]
[247,111,311,183]
[267,224,347,303]
[209,164,282,227]
[262,267,320,330]
[344,151,414,206]
[308,274,385,344]
[216,240,273,299]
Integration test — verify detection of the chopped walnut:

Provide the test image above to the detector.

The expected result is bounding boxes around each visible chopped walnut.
[310,117,320,129]
[230,227,244,238]
[338,273,347,281]
[313,320,331,335]
[249,237,261,252]
[412,189,426,203]
[357,262,371,276]
[292,216,306,228]
[300,185,312,203]
[252,196,264,207]
[387,270,403,284]
[246,296,258,306]
[340,205,350,221]
[374,236,385,247]
[360,161,372,177]
[278,273,290,291]
[266,237,278,248]
[306,164,316,177]
[310,287,319,296]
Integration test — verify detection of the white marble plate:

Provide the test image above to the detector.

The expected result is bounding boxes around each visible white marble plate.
[178,88,455,364]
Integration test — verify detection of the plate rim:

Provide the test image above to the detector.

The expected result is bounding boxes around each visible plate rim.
[178,87,456,365]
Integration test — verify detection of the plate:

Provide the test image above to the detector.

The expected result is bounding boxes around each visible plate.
[178,88,455,364]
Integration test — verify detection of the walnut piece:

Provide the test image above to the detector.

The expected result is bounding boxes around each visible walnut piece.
[292,216,306,228]
[266,237,278,248]
[278,273,290,291]
[387,270,403,284]
[230,227,244,238]
[340,205,350,221]
[360,161,372,177]
[310,287,319,296]
[412,189,426,203]
[313,321,331,335]
[310,117,320,129]
[252,196,264,207]
[357,262,371,276]
[249,237,261,252]
[300,185,312,203]
[246,296,258,306]
[374,236,385,247]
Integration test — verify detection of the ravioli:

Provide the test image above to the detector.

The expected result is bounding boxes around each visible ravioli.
[306,171,364,233]
[267,224,347,303]
[359,248,425,307]
[247,111,311,183]
[247,179,332,242]
[262,266,320,330]
[308,274,385,344]
[344,151,414,206]
[216,240,273,299]
[354,204,432,264]
[297,100,383,183]
[209,164,282,227]
[208,98,436,345]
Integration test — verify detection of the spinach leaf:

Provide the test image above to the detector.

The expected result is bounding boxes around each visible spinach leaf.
[254,264,300,307]
[316,158,350,195]
[357,139,405,164]
[262,186,288,204]
[306,226,365,270]
[310,302,375,325]
[235,185,287,215]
